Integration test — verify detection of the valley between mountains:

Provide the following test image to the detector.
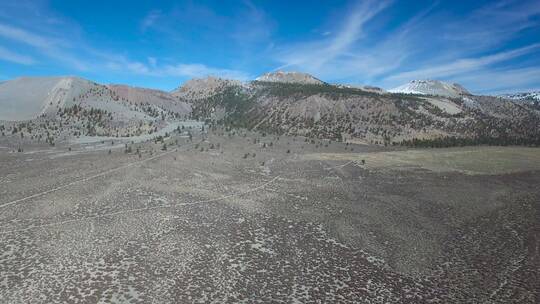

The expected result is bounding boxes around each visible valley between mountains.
[0,72,539,303]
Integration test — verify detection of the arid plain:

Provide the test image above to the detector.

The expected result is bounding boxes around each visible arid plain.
[1,127,539,303]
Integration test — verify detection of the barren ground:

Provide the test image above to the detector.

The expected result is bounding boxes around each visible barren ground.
[1,128,539,303]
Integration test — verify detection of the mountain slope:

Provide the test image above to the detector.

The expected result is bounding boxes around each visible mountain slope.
[0,76,96,121]
[107,84,191,117]
[255,71,324,85]
[499,91,540,104]
[178,75,540,146]
[2,73,539,147]
[171,77,243,100]
[389,80,471,98]
[0,76,192,144]
[0,76,191,122]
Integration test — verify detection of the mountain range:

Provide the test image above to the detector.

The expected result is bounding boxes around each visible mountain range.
[498,91,540,104]
[1,71,539,146]
[388,80,471,98]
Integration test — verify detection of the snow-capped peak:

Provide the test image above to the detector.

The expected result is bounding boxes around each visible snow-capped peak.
[389,80,470,98]
[498,91,540,103]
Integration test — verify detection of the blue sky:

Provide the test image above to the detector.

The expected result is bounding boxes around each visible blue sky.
[0,0,539,94]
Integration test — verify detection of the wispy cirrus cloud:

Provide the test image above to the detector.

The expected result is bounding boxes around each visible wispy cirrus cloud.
[136,1,272,76]
[0,23,58,48]
[384,43,540,84]
[452,67,540,94]
[0,22,89,70]
[442,0,540,50]
[376,0,540,90]
[139,1,274,52]
[230,0,275,50]
[272,0,441,84]
[0,0,539,93]
[0,45,34,65]
[162,63,251,80]
[272,0,540,92]
[0,21,250,81]
[140,10,161,32]
[105,56,250,80]
[276,0,393,74]
[0,1,253,84]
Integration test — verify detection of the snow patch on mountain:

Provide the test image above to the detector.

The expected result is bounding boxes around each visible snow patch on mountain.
[389,80,470,98]
[499,91,540,103]
[338,84,386,94]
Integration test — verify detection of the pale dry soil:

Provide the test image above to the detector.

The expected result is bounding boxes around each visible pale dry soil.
[1,130,539,303]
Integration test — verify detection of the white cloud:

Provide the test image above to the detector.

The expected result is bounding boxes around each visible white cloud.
[231,0,274,45]
[0,23,57,48]
[384,43,540,84]
[323,0,392,60]
[452,67,540,94]
[0,45,34,65]
[277,0,393,72]
[270,0,540,94]
[442,0,540,50]
[140,10,162,31]
[105,56,250,80]
[0,22,89,70]
[1,0,538,94]
[162,63,250,80]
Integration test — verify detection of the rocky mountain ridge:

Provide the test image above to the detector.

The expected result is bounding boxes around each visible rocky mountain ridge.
[255,71,325,85]
[175,75,540,146]
[1,73,539,147]
[389,80,471,98]
[0,76,191,144]
[499,91,540,104]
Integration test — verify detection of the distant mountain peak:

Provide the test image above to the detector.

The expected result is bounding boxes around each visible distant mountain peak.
[175,76,241,91]
[0,76,97,121]
[255,71,324,85]
[499,91,540,103]
[172,76,242,99]
[0,76,190,122]
[389,79,470,98]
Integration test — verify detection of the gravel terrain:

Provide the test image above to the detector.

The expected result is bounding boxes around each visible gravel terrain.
[1,128,539,303]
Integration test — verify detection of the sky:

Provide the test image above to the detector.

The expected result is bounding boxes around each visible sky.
[0,0,539,94]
